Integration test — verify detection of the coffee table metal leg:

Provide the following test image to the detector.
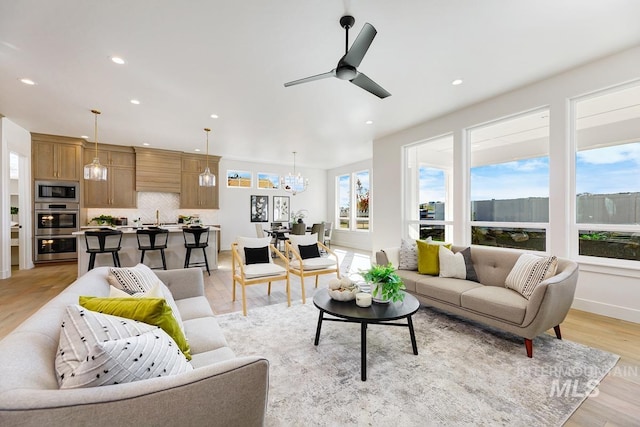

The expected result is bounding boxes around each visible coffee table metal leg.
[314,311,324,345]
[407,315,418,355]
[361,321,367,381]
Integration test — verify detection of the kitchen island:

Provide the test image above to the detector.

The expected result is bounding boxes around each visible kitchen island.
[73,226,219,276]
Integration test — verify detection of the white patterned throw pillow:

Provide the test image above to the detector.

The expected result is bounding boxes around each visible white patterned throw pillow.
[60,328,193,389]
[399,237,431,270]
[505,254,558,299]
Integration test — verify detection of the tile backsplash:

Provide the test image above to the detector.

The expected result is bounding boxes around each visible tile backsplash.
[86,192,219,225]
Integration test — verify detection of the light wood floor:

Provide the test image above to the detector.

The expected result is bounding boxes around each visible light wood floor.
[1,248,639,426]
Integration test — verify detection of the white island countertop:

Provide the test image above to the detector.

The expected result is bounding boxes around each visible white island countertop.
[73,226,220,276]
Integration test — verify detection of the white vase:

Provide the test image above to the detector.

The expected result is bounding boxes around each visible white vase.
[370,281,390,304]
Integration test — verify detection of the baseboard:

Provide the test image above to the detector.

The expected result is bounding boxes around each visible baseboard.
[572,298,640,324]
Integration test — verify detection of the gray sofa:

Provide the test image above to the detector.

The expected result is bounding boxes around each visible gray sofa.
[376,245,579,357]
[0,267,269,426]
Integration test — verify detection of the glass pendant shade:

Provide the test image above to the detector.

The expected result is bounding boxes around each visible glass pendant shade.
[84,109,108,181]
[280,151,308,195]
[199,128,216,187]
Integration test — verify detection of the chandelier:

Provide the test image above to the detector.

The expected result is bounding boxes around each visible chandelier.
[199,128,216,187]
[83,109,108,181]
[281,151,308,195]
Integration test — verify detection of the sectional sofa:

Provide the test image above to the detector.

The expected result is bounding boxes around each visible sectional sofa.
[376,244,579,357]
[0,267,268,426]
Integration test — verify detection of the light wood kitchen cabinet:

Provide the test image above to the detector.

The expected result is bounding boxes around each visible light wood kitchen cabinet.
[135,148,181,193]
[83,144,136,208]
[31,134,83,181]
[180,154,220,209]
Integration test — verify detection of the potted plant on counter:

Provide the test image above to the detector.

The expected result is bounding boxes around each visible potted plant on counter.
[361,263,406,303]
[90,215,116,227]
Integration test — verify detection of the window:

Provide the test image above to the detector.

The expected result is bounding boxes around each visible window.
[574,83,640,262]
[336,170,371,231]
[337,174,350,229]
[469,109,550,251]
[404,135,453,241]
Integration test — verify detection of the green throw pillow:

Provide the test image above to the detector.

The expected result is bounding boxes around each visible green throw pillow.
[79,296,191,360]
[416,240,452,275]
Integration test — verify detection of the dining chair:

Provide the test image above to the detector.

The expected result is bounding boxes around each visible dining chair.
[323,222,333,247]
[285,233,340,300]
[310,223,325,243]
[291,222,306,235]
[231,236,292,316]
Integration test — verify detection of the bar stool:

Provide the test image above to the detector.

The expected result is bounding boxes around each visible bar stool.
[183,227,210,275]
[84,229,123,271]
[136,228,169,270]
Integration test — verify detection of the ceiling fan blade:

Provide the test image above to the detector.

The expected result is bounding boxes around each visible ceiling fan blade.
[350,72,391,99]
[284,70,336,87]
[342,23,377,68]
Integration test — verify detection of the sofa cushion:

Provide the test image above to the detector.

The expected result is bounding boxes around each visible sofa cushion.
[460,247,479,282]
[79,296,191,360]
[505,254,558,299]
[298,243,321,260]
[190,347,237,369]
[416,240,452,275]
[438,245,466,279]
[394,269,424,293]
[243,263,287,279]
[175,297,215,321]
[183,317,229,354]
[415,277,482,306]
[56,305,163,387]
[107,263,159,294]
[60,328,193,389]
[244,246,270,265]
[460,286,528,324]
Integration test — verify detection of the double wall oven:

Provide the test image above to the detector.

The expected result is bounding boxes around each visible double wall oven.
[34,181,80,262]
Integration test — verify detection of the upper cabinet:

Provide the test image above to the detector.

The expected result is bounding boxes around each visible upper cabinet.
[83,144,136,208]
[31,134,83,181]
[135,148,181,193]
[180,153,221,209]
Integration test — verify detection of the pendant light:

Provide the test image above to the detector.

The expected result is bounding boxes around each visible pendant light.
[280,151,308,195]
[199,128,216,187]
[83,109,108,181]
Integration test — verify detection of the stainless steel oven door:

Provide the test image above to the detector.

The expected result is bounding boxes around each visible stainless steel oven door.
[35,209,79,235]
[34,235,78,261]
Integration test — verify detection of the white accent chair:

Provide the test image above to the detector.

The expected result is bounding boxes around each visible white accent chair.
[285,233,340,302]
[232,236,291,316]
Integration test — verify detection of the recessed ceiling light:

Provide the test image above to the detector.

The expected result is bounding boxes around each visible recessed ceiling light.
[451,79,463,86]
[365,120,373,125]
[19,78,36,85]
[143,142,150,146]
[111,56,126,65]
[130,99,140,105]
[81,135,89,139]
[210,114,219,119]
[194,148,201,152]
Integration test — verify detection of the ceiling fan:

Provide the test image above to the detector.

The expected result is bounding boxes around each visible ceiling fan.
[284,15,391,99]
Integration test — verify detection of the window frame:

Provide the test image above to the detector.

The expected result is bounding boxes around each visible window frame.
[335,170,371,232]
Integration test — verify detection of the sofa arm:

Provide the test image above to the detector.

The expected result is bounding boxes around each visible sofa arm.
[155,267,205,300]
[376,247,400,268]
[521,259,579,333]
[0,356,269,427]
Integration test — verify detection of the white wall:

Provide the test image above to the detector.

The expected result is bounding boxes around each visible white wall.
[326,158,373,252]
[218,158,327,250]
[372,45,640,323]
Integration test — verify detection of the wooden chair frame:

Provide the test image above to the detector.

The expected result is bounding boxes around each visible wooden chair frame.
[285,240,341,303]
[231,242,291,316]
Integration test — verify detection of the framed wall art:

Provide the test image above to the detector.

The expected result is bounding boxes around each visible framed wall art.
[250,195,269,222]
[272,196,290,222]
[257,172,280,189]
[227,170,252,188]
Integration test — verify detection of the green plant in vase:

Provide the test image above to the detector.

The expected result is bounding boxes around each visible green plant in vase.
[361,263,406,303]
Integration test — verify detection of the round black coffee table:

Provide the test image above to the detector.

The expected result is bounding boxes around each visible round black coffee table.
[313,288,420,381]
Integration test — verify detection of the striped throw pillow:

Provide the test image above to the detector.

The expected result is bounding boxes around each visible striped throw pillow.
[505,254,558,299]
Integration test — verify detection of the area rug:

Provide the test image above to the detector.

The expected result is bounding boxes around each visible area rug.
[217,302,619,426]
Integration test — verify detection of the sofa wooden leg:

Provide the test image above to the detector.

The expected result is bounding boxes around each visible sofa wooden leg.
[554,325,562,340]
[524,338,533,358]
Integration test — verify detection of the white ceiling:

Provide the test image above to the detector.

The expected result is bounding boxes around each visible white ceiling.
[1,0,640,169]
